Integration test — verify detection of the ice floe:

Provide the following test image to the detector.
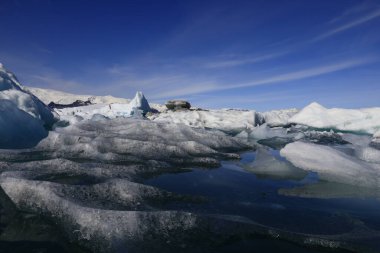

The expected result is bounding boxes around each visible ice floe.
[280,141,380,188]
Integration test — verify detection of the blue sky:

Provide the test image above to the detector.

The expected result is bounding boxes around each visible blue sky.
[1,0,380,111]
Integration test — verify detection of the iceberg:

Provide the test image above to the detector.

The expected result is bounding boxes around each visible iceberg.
[289,102,380,135]
[0,64,56,148]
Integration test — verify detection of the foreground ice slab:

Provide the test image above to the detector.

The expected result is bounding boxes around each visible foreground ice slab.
[289,102,380,135]
[280,141,380,188]
[0,64,56,148]
[0,175,200,252]
[150,109,257,134]
[4,118,248,167]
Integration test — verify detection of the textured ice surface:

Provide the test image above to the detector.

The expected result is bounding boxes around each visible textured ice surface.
[0,175,199,252]
[150,109,256,134]
[0,65,56,148]
[289,102,380,134]
[281,141,380,188]
[8,118,248,167]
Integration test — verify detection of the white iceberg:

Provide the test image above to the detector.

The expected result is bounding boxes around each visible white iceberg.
[289,102,380,135]
[0,64,56,148]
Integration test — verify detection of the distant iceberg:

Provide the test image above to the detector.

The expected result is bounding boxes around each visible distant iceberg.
[289,102,380,135]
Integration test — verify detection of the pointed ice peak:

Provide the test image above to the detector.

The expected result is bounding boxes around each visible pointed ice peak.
[129,91,151,114]
[307,102,325,109]
[0,63,3,69]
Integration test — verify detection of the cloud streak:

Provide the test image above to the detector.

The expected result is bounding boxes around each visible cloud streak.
[203,51,288,69]
[152,57,375,99]
[313,9,380,41]
[228,58,374,89]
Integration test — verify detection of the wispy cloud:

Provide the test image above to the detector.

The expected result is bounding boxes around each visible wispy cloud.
[150,82,218,99]
[151,57,375,99]
[327,3,373,24]
[228,57,374,89]
[313,9,380,41]
[203,51,288,69]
